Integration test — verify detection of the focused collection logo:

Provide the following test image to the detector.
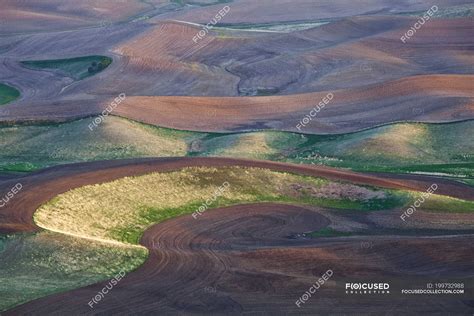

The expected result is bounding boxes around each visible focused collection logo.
[345,282,390,295]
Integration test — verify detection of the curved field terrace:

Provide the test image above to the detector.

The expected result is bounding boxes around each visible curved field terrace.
[0,1,473,315]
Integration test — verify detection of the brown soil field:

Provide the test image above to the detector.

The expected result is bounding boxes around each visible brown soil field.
[1,16,473,133]
[3,0,472,35]
[0,0,157,35]
[6,202,474,314]
[111,74,474,133]
[167,0,473,23]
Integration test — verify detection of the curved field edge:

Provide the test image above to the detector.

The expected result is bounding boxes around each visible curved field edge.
[0,232,146,312]
[0,83,20,105]
[20,56,112,80]
[34,166,474,245]
[0,116,472,182]
[3,166,473,310]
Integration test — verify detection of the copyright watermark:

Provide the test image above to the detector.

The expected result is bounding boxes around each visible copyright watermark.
[295,269,333,307]
[192,181,230,219]
[88,270,126,308]
[400,183,438,221]
[296,93,334,131]
[192,6,231,43]
[0,183,22,208]
[88,93,126,131]
[400,5,438,43]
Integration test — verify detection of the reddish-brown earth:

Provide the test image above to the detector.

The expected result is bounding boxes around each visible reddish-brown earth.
[6,202,474,314]
[0,0,179,35]
[1,17,473,133]
[167,0,472,24]
[112,74,474,133]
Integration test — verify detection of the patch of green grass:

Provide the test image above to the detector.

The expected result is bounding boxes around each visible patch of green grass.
[308,227,353,238]
[284,121,474,178]
[190,121,473,179]
[420,194,474,213]
[0,162,39,173]
[459,178,474,187]
[394,163,474,177]
[0,83,20,105]
[1,117,472,181]
[0,232,146,312]
[0,117,196,172]
[195,131,304,160]
[21,55,112,80]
